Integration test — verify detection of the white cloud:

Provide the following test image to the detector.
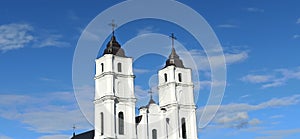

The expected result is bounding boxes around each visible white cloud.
[0,92,91,133]
[297,18,300,24]
[38,134,70,139]
[198,95,300,129]
[178,49,248,71]
[246,8,264,13]
[0,23,34,52]
[217,24,238,28]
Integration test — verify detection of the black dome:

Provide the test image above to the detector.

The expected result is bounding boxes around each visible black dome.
[165,48,184,68]
[103,35,125,57]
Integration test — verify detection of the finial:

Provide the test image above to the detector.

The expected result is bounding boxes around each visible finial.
[148,88,155,104]
[148,88,153,100]
[72,124,76,137]
[169,33,177,49]
[108,19,118,36]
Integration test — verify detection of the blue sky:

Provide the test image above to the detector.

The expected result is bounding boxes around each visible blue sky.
[0,0,300,139]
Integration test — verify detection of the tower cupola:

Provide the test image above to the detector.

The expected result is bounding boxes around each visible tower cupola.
[165,47,184,68]
[165,33,184,68]
[102,20,125,57]
[103,34,125,57]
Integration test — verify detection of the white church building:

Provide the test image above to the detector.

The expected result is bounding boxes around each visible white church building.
[71,30,198,139]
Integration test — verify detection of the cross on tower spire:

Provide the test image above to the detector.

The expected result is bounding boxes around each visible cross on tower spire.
[108,19,118,35]
[149,88,153,99]
[148,88,156,105]
[169,33,177,49]
[72,124,76,137]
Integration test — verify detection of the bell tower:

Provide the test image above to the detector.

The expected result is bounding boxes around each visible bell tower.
[94,22,137,139]
[158,33,198,139]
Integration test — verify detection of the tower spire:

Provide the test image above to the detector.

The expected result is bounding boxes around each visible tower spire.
[103,20,125,57]
[164,33,184,68]
[148,88,155,105]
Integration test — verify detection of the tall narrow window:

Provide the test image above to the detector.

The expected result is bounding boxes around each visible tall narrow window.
[117,63,122,72]
[100,112,104,135]
[152,129,157,139]
[101,63,104,72]
[164,73,168,82]
[178,73,182,82]
[166,118,170,138]
[118,112,124,135]
[181,118,187,139]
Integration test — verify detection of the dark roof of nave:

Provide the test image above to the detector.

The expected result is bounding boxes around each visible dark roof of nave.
[71,130,94,139]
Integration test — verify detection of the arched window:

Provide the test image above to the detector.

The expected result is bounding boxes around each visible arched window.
[118,112,124,135]
[178,73,182,82]
[101,63,104,72]
[117,63,122,72]
[152,129,157,139]
[164,73,168,82]
[100,112,104,135]
[181,118,187,139]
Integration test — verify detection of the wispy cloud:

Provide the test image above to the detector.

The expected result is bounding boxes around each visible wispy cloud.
[134,68,152,74]
[240,94,250,98]
[246,8,264,13]
[0,92,91,133]
[217,24,238,28]
[0,23,34,52]
[241,67,300,88]
[39,77,57,82]
[293,34,300,39]
[297,18,300,24]
[198,94,300,129]
[38,134,70,139]
[35,34,70,48]
[67,10,80,21]
[0,134,13,139]
[269,115,284,119]
[241,75,274,83]
[136,26,158,36]
[255,128,300,139]
[0,23,70,52]
[178,48,248,71]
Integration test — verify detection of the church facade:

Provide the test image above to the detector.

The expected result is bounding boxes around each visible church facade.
[72,31,198,139]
